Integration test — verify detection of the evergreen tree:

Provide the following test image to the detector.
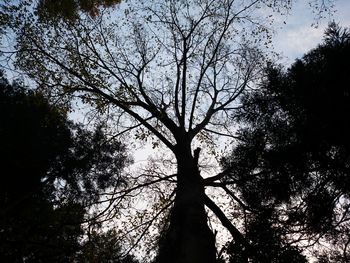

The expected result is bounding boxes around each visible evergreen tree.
[0,73,132,262]
[223,23,350,262]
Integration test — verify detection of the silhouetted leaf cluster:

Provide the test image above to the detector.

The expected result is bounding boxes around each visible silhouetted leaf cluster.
[0,73,133,262]
[77,229,139,263]
[223,23,350,262]
[36,0,121,21]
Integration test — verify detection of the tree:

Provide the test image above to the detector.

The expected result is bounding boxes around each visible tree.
[36,0,122,21]
[77,229,139,263]
[222,23,350,262]
[0,73,132,262]
[1,0,336,262]
[1,0,121,21]
[225,210,307,263]
[0,0,122,48]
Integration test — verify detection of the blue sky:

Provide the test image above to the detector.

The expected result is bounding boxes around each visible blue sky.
[273,0,350,65]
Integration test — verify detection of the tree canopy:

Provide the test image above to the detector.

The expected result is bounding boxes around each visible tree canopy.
[222,23,350,262]
[36,0,122,21]
[0,0,344,262]
[0,73,133,262]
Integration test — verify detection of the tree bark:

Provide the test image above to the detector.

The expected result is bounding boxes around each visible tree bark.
[156,144,216,263]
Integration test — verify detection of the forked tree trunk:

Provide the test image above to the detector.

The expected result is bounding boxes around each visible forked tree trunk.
[156,144,216,263]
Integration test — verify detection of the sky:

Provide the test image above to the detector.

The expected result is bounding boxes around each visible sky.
[132,0,350,164]
[272,0,350,65]
[1,1,349,257]
[1,0,349,165]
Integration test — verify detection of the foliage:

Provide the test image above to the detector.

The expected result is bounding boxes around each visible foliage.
[226,210,307,262]
[77,229,139,263]
[0,0,339,262]
[0,73,132,262]
[223,23,350,262]
[36,0,122,21]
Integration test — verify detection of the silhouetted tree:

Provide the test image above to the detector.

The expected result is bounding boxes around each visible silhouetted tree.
[0,73,132,262]
[36,0,122,21]
[222,23,350,262]
[226,210,307,262]
[0,1,337,262]
[77,229,139,263]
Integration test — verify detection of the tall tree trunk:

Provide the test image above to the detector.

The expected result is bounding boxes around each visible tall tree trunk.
[156,144,216,263]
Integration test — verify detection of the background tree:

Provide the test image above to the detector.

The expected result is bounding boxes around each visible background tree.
[77,229,139,263]
[0,0,337,262]
[0,72,132,262]
[36,0,122,21]
[221,23,350,262]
